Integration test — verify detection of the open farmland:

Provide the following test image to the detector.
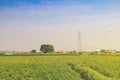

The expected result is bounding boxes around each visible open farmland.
[0,55,120,80]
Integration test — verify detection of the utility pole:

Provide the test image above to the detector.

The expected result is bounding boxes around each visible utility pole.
[78,31,82,53]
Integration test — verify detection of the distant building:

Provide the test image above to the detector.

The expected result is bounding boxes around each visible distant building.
[5,51,13,55]
[56,50,64,54]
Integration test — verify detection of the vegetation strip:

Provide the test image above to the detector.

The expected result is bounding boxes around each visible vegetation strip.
[68,63,115,80]
[0,55,120,80]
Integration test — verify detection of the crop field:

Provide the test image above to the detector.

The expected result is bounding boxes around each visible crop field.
[0,55,120,80]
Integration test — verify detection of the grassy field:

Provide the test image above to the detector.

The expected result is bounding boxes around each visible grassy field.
[0,54,120,80]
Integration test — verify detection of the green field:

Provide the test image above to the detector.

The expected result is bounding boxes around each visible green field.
[0,55,120,80]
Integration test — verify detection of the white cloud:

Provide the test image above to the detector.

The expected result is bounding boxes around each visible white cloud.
[0,2,92,16]
[0,1,120,51]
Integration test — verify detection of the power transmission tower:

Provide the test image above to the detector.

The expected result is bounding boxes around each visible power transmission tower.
[78,31,82,53]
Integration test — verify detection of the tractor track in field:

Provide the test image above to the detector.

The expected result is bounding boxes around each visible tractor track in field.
[68,63,86,80]
[68,63,115,80]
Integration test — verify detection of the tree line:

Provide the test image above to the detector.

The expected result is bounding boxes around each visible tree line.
[31,44,54,53]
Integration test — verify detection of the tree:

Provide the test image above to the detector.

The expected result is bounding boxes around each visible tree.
[31,49,36,53]
[101,49,105,53]
[40,44,54,53]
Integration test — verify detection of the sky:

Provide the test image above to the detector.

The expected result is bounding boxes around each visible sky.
[0,0,120,52]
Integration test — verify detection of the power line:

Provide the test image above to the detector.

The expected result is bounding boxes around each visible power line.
[86,25,120,40]
[77,14,120,50]
[84,14,120,39]
[84,23,120,41]
[93,26,120,40]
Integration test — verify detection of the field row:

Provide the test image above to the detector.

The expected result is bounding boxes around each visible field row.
[0,55,120,80]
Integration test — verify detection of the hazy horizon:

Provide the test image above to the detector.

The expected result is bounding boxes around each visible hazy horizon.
[0,0,120,52]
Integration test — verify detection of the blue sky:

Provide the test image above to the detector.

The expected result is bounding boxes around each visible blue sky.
[0,0,120,51]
